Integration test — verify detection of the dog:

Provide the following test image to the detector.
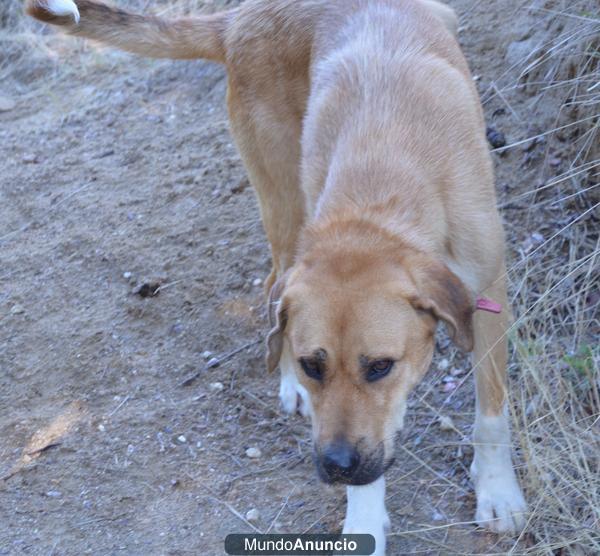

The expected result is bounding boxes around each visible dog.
[26,1,528,553]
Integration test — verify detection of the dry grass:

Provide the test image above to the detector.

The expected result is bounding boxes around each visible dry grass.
[484,1,599,554]
[1,0,598,554]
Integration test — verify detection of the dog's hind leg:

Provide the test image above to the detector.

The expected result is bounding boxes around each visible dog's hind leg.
[471,271,527,534]
[227,80,309,413]
[227,83,305,288]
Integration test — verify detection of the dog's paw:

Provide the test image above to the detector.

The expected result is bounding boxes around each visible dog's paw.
[279,374,310,417]
[343,522,387,556]
[472,462,527,534]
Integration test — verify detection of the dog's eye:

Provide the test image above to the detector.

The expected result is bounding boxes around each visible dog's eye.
[299,357,324,380]
[366,359,394,382]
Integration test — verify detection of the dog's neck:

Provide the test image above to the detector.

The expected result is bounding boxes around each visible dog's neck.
[298,212,423,271]
[306,176,442,262]
[308,129,447,259]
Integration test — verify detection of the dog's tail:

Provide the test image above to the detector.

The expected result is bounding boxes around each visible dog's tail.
[25,0,228,63]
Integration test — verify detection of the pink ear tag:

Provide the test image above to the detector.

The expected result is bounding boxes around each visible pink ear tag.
[475,297,502,314]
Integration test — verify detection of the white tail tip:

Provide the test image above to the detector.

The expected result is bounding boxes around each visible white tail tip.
[46,0,80,23]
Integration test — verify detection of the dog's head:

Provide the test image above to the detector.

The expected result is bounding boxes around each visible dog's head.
[266,237,474,485]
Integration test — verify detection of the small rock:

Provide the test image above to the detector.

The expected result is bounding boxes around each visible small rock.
[246,508,260,523]
[123,271,133,280]
[442,381,457,393]
[46,491,61,498]
[0,96,16,112]
[245,447,262,459]
[252,278,263,287]
[486,126,506,149]
[98,424,106,432]
[450,367,464,377]
[531,232,544,244]
[177,435,187,444]
[22,153,39,164]
[438,415,455,431]
[522,232,545,254]
[432,510,444,521]
[206,357,220,369]
[201,351,213,360]
[10,304,25,315]
[437,358,450,371]
[209,382,224,392]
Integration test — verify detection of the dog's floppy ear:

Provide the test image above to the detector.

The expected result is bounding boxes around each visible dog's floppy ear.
[266,271,290,373]
[406,254,475,352]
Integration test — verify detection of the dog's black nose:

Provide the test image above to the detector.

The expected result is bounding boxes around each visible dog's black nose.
[321,439,360,480]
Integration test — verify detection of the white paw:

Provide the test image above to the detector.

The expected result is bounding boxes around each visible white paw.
[343,522,387,556]
[279,373,310,417]
[46,0,80,23]
[343,477,388,555]
[471,461,527,534]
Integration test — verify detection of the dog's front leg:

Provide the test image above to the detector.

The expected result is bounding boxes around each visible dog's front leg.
[471,273,527,533]
[343,476,389,556]
[278,341,311,417]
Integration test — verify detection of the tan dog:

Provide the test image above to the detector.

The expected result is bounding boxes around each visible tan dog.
[27,1,528,552]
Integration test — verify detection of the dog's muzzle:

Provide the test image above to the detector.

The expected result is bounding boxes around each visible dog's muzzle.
[313,438,390,485]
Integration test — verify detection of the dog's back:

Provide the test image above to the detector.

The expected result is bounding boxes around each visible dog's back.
[300,3,492,243]
[27,0,483,264]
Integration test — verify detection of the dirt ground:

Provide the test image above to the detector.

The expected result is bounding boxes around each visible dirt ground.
[0,1,597,555]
